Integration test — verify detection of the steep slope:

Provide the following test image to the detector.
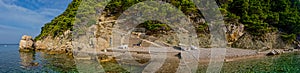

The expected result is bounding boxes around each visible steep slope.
[32,0,81,54]
[30,0,300,53]
[223,0,300,49]
[35,0,81,41]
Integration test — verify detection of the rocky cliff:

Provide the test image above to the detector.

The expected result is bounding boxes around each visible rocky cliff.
[19,0,81,54]
[19,30,72,54]
[19,0,300,54]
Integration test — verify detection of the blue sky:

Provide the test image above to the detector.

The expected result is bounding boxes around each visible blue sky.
[0,0,72,44]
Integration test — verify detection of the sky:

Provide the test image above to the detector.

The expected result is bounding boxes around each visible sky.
[0,0,72,44]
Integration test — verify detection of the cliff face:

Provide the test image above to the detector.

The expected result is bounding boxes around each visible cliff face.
[19,0,81,54]
[20,0,300,53]
[72,15,113,54]
[232,32,292,50]
[34,30,72,53]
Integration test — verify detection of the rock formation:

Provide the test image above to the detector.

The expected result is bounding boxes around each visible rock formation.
[72,16,113,55]
[232,32,292,49]
[224,22,293,49]
[34,41,47,50]
[267,50,284,56]
[19,30,73,54]
[34,30,73,54]
[226,23,245,45]
[19,0,299,54]
[20,14,296,54]
[19,35,34,52]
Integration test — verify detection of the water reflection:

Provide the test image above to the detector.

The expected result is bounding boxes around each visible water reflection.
[19,52,37,69]
[18,51,138,72]
[38,52,78,72]
[14,47,300,72]
[19,51,78,72]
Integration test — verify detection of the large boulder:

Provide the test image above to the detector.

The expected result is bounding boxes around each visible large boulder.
[19,35,34,52]
[267,50,283,56]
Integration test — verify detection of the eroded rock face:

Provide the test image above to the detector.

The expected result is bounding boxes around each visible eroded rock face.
[19,35,34,52]
[37,30,73,54]
[34,41,47,50]
[18,30,72,55]
[72,21,112,54]
[267,50,284,56]
[232,32,291,49]
[226,23,245,45]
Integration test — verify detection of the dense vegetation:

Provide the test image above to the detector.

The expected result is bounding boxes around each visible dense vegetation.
[35,0,202,40]
[223,0,300,39]
[36,0,300,42]
[35,0,82,40]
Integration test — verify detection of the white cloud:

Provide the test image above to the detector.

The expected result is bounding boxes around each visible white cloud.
[0,0,69,30]
[0,0,48,28]
[0,0,70,43]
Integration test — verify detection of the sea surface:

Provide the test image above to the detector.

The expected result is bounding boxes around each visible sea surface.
[0,45,299,73]
[0,44,78,73]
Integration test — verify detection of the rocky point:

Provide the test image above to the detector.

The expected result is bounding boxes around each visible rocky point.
[19,35,34,52]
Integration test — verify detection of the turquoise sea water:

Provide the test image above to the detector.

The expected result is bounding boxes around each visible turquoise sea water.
[0,45,299,72]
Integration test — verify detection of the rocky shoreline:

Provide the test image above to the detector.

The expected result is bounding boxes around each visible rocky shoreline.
[74,47,300,62]
[19,34,300,62]
[98,48,300,72]
[224,48,300,62]
[18,34,300,73]
[19,35,73,55]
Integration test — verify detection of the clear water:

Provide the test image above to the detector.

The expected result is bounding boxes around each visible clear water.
[220,52,300,72]
[0,45,299,72]
[197,52,300,73]
[0,45,78,73]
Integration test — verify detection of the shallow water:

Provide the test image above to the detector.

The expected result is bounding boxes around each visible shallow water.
[198,52,300,73]
[220,52,300,72]
[0,45,299,72]
[0,45,78,72]
[0,45,133,73]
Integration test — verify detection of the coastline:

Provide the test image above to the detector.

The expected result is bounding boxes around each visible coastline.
[224,49,300,62]
[17,45,300,72]
[73,47,300,63]
[98,48,300,72]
